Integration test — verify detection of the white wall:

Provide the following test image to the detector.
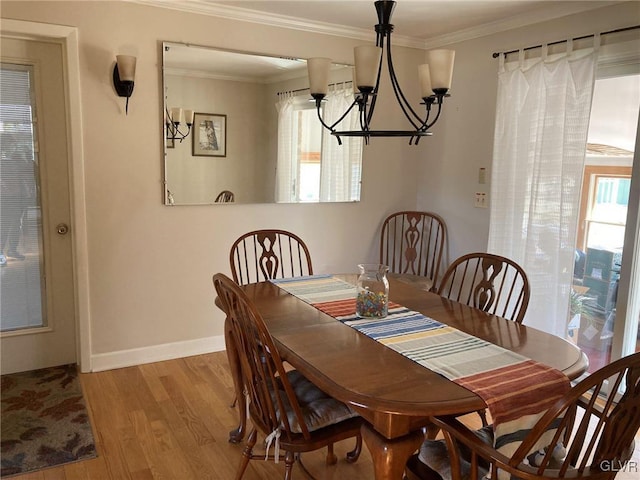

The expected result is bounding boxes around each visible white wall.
[3,0,636,371]
[1,1,422,370]
[417,1,639,265]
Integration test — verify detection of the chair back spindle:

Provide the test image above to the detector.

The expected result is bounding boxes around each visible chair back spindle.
[380,211,446,290]
[213,273,362,478]
[437,253,530,323]
[230,229,313,285]
[409,353,640,480]
[214,274,313,441]
[215,190,234,202]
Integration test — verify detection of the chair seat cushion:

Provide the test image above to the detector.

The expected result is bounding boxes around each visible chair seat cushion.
[277,370,359,434]
[418,426,493,480]
[389,273,434,291]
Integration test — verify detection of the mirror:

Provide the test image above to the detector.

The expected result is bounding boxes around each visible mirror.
[162,42,362,205]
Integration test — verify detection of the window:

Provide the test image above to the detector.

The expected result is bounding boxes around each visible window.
[0,62,45,332]
[293,106,322,202]
[578,167,632,252]
[276,88,363,203]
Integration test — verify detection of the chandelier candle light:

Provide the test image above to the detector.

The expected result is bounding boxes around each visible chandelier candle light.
[165,107,194,143]
[307,0,455,145]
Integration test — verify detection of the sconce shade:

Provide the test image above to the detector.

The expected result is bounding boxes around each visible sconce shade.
[116,55,136,82]
[171,107,183,124]
[307,58,332,96]
[184,109,194,125]
[169,108,194,126]
[425,49,455,91]
[418,64,432,99]
[113,54,136,114]
[354,45,382,91]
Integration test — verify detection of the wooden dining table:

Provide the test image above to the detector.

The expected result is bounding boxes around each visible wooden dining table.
[225,274,588,480]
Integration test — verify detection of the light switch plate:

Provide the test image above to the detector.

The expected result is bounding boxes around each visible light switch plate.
[475,192,488,208]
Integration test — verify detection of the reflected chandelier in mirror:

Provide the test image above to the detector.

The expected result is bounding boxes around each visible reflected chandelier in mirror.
[162,42,361,205]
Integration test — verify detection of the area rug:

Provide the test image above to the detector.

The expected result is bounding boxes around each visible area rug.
[1,364,97,476]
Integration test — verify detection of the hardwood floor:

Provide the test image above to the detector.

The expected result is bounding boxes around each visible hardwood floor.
[8,352,640,480]
[11,352,376,480]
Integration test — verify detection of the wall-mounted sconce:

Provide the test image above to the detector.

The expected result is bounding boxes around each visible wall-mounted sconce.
[165,107,194,143]
[113,55,136,114]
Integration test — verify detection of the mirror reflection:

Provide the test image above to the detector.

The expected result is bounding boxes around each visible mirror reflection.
[162,42,362,205]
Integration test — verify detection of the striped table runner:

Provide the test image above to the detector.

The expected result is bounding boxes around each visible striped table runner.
[271,275,570,470]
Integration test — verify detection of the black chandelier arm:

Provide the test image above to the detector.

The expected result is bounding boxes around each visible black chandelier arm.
[417,99,434,131]
[179,124,192,142]
[313,95,360,145]
[385,35,424,129]
[360,103,369,132]
[165,106,192,143]
[329,100,360,132]
[166,122,192,143]
[420,98,444,132]
[314,105,343,145]
[360,107,371,145]
[314,106,335,133]
[363,30,386,128]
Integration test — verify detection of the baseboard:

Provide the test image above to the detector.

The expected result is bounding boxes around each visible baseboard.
[90,335,226,372]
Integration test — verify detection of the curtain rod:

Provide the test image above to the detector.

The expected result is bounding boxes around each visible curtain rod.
[492,24,639,59]
[277,80,353,96]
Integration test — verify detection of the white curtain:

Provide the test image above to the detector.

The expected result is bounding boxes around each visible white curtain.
[319,85,363,202]
[275,93,295,203]
[488,39,599,337]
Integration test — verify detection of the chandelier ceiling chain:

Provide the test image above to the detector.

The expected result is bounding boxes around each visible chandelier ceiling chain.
[307,0,455,145]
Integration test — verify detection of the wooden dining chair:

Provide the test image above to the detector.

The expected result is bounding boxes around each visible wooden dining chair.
[380,211,446,292]
[406,351,640,480]
[230,229,313,285]
[226,229,314,444]
[215,190,235,202]
[436,252,530,324]
[212,273,363,480]
[435,252,530,427]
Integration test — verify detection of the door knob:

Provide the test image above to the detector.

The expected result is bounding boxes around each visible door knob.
[56,223,69,235]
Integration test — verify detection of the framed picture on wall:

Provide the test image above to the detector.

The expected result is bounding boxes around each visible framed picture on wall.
[166,137,175,149]
[192,112,226,157]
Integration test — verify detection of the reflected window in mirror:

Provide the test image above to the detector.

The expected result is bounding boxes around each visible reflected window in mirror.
[162,42,361,205]
[276,87,362,203]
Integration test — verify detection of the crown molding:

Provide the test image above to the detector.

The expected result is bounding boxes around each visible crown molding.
[420,1,620,49]
[129,0,425,49]
[131,0,621,51]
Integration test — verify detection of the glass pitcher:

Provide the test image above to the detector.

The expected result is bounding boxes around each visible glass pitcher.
[356,264,389,318]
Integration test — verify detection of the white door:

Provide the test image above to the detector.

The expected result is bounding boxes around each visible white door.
[0,37,76,374]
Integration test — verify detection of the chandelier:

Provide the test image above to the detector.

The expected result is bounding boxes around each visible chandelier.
[307,0,455,145]
[165,107,194,143]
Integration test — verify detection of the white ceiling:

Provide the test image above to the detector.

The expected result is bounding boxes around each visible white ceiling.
[138,0,621,48]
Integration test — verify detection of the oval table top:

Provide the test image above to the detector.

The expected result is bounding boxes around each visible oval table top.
[241,274,588,438]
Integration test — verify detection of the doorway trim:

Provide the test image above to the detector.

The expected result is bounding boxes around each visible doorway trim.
[611,116,640,361]
[1,19,91,372]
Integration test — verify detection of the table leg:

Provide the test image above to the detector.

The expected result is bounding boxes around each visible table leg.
[425,422,440,440]
[225,318,246,443]
[361,423,425,480]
